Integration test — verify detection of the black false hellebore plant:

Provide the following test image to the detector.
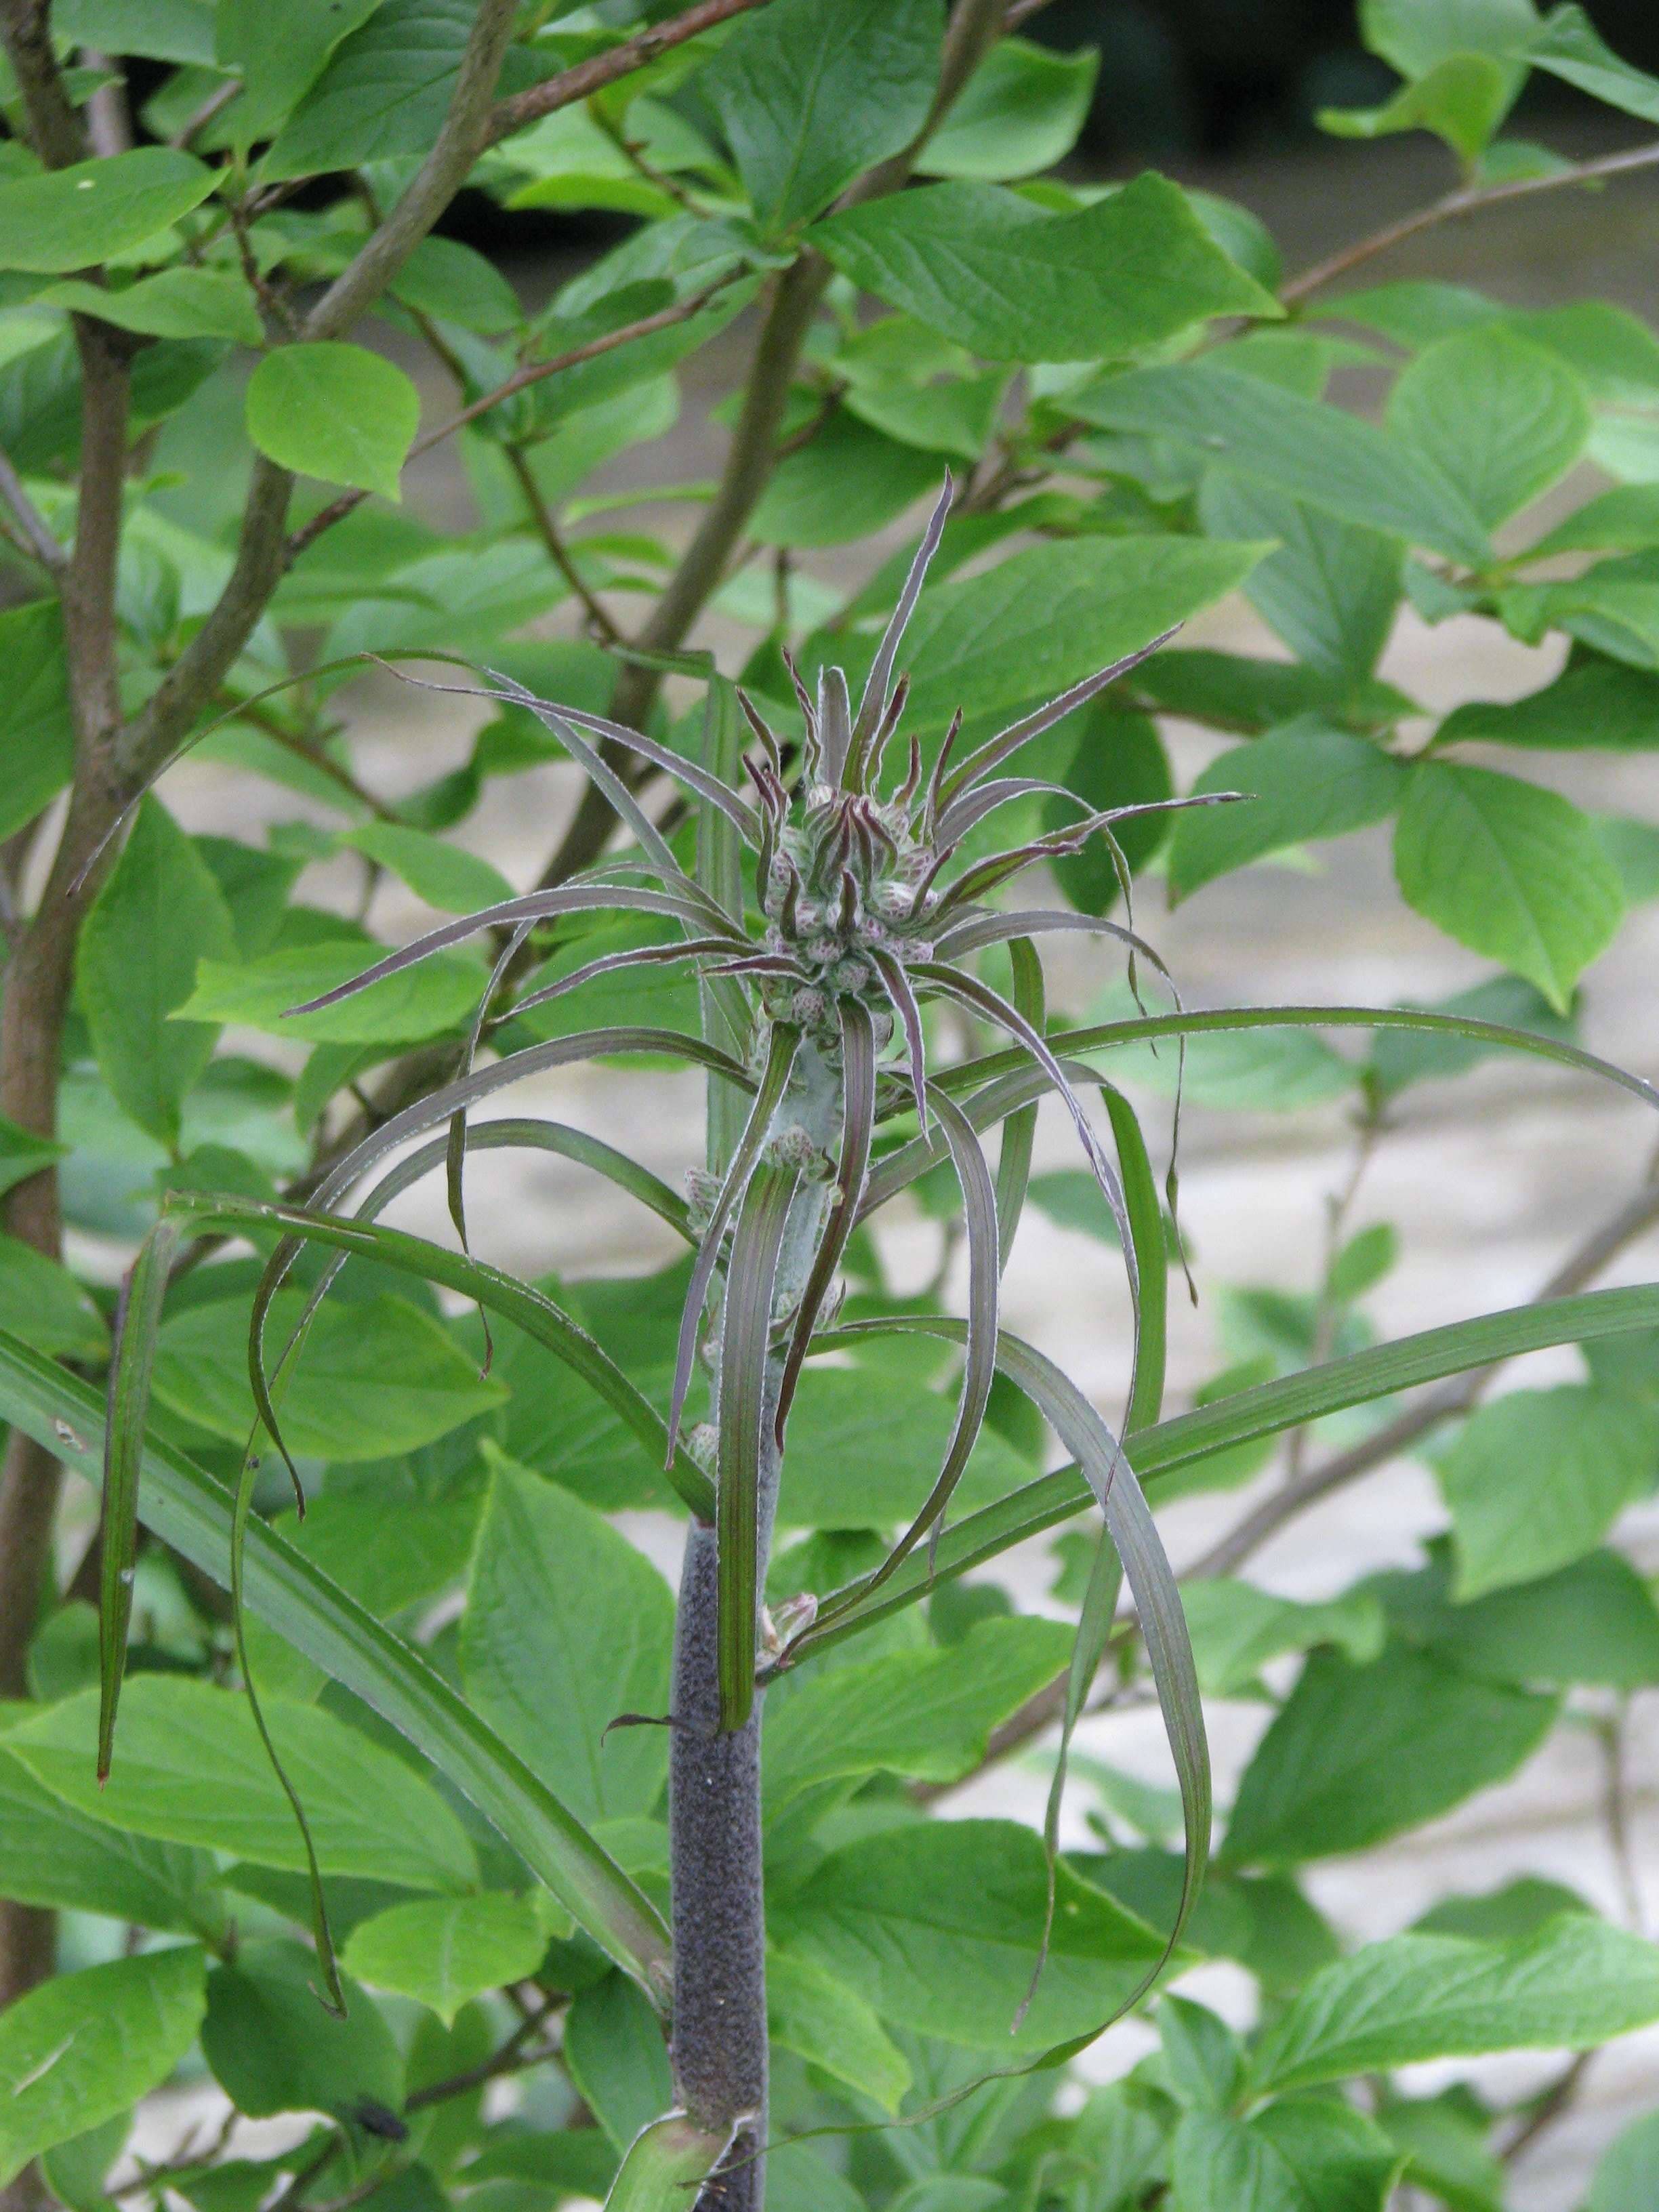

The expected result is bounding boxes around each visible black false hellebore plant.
[90,481,1659,2206]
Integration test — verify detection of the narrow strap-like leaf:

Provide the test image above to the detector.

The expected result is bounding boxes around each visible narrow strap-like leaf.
[510,933,752,1018]
[847,474,954,777]
[0,1327,675,2008]
[283,883,719,1015]
[699,672,754,1174]
[933,795,1233,917]
[787,1279,1659,1660]
[939,625,1181,804]
[934,906,1170,986]
[870,947,930,1134]
[98,1217,181,1780]
[520,691,766,848]
[806,1084,999,1640]
[163,1193,716,1521]
[1103,1082,1166,1437]
[994,939,1043,1276]
[717,1161,798,1731]
[668,1021,800,1461]
[941,1003,1659,1115]
[773,996,877,1446]
[603,2110,745,2210]
[914,963,1134,1256]
[448,918,534,1372]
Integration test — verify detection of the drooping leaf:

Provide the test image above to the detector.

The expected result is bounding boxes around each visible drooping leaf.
[0,148,216,273]
[76,796,237,1147]
[811,173,1280,362]
[1393,760,1624,1010]
[0,1948,207,2189]
[245,343,420,499]
[343,1893,549,2024]
[565,1971,675,2154]
[1253,1914,1659,2093]
[766,1949,912,2112]
[201,1939,403,2118]
[699,0,942,233]
[460,1452,675,1825]
[0,1746,222,1936]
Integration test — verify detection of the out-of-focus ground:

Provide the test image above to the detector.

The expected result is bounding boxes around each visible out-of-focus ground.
[141,127,1659,2205]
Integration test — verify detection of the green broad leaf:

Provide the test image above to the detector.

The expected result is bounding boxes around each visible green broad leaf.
[216,0,383,138]
[1160,1995,1244,2112]
[0,1744,222,1934]
[1591,2110,1659,2212]
[1415,1875,1595,1943]
[698,0,943,234]
[1597,813,1659,902]
[201,1939,403,2119]
[388,235,522,335]
[841,369,1009,462]
[762,1614,1073,1820]
[245,342,419,499]
[1431,1383,1656,1597]
[767,1949,912,2113]
[1072,362,1491,564]
[1376,2091,1505,2212]
[76,796,237,1148]
[1170,2097,1401,2212]
[1524,4,1659,125]
[916,37,1099,181]
[1181,1580,1385,1698]
[1320,52,1519,163]
[57,0,216,64]
[0,148,216,274]
[776,1365,1034,1528]
[1252,1913,1659,2093]
[461,1452,675,1826]
[564,1971,674,2154]
[1393,760,1624,1010]
[39,269,262,345]
[0,600,73,841]
[9,1675,478,1890]
[1094,1005,1359,1113]
[262,0,504,177]
[36,2108,133,2212]
[0,1331,672,2001]
[1388,1547,1659,1692]
[874,534,1267,737]
[600,2112,734,2212]
[151,1286,502,1460]
[343,1893,548,2024]
[751,410,944,546]
[811,173,1281,363]
[340,821,513,913]
[0,1948,206,2189]
[1524,483,1659,559]
[1360,0,1540,79]
[1167,718,1404,902]
[1500,564,1659,674]
[176,937,486,1044]
[1134,647,1413,735]
[1221,1639,1556,1866]
[1045,708,1174,914]
[777,1818,1170,2053]
[1366,973,1574,1097]
[1198,471,1404,680]
[0,1237,106,1362]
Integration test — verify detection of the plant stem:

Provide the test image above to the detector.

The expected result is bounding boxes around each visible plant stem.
[1280,137,1659,306]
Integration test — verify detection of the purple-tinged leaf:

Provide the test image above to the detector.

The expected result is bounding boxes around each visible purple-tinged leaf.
[994,939,1042,1276]
[510,933,752,1018]
[940,625,1181,803]
[871,947,930,1135]
[848,474,954,777]
[774,997,877,1446]
[717,1161,799,1731]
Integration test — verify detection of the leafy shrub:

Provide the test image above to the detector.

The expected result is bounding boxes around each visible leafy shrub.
[4,3,1659,2210]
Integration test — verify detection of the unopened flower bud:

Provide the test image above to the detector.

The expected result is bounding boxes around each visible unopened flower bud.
[831,956,870,994]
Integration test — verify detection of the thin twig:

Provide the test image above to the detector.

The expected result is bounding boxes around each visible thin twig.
[505,443,623,644]
[283,274,739,567]
[1186,1147,1659,1582]
[486,0,773,145]
[1500,2050,1595,2165]
[0,444,66,573]
[170,74,242,150]
[1282,137,1659,307]
[405,1995,563,2110]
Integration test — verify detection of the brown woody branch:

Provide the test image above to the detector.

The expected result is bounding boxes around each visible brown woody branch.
[485,0,773,146]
